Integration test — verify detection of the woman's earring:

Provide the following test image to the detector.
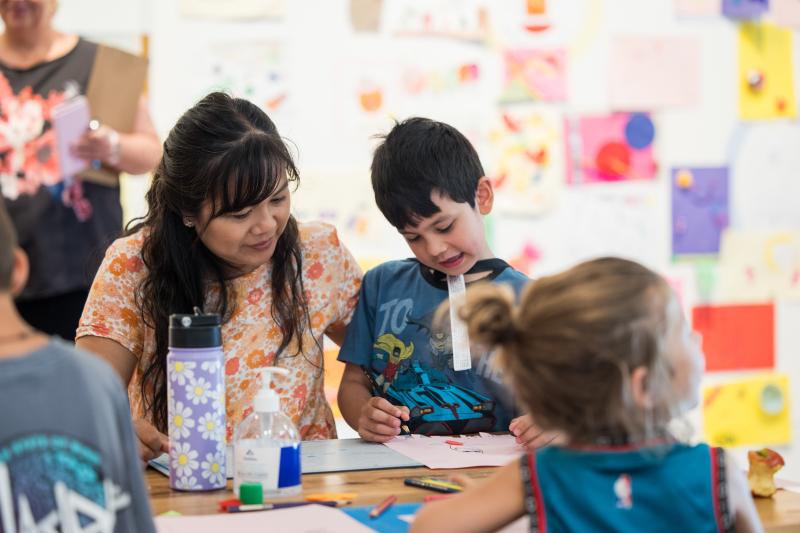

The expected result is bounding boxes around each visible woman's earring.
[183,218,194,227]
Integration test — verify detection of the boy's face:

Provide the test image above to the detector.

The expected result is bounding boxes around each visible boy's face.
[399,180,493,276]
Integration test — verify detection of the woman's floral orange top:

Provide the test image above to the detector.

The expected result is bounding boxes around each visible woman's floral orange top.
[77,221,362,442]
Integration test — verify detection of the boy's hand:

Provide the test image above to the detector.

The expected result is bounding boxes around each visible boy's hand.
[358,397,410,443]
[509,414,563,451]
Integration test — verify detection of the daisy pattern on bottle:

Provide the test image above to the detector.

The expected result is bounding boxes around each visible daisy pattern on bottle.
[175,475,201,490]
[201,360,222,373]
[201,450,226,486]
[185,376,212,405]
[210,385,225,413]
[198,412,223,441]
[168,399,195,439]
[169,360,196,386]
[171,441,199,478]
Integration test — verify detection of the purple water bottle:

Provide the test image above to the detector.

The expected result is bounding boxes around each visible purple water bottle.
[167,311,226,491]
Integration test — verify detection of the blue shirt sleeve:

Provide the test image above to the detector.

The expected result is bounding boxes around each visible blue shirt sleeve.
[337,268,378,366]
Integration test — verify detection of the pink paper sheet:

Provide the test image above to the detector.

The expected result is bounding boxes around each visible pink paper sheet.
[383,434,524,469]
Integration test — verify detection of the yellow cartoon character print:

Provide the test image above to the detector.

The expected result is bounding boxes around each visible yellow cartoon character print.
[373,333,414,393]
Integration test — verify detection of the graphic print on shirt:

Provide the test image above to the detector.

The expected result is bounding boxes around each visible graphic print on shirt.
[0,73,91,219]
[0,433,132,531]
[367,299,497,435]
[614,473,633,509]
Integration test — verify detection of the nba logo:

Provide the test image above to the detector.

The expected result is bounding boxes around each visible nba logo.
[614,474,633,509]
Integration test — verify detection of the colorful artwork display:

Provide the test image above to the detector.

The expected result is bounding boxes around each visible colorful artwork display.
[723,0,769,18]
[198,41,287,117]
[500,48,567,103]
[488,107,565,215]
[671,167,729,256]
[609,35,700,109]
[738,22,797,119]
[703,373,791,447]
[718,231,800,301]
[692,303,775,371]
[383,0,489,42]
[566,113,658,184]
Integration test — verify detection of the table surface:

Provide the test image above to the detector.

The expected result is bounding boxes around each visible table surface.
[147,467,800,532]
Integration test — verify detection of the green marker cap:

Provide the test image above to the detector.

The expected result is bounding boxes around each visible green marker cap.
[239,482,263,505]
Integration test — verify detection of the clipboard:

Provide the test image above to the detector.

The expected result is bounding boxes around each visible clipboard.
[81,44,148,187]
[51,95,90,178]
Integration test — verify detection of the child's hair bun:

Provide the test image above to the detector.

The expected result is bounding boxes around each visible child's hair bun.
[459,283,518,348]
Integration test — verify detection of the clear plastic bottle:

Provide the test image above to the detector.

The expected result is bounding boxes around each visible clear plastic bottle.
[233,367,301,498]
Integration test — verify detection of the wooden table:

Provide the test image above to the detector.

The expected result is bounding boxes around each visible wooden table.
[147,468,800,531]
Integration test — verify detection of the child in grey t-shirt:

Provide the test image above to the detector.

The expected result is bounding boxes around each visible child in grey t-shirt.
[0,199,155,532]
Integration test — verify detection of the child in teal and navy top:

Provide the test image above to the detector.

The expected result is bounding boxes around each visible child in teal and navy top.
[412,257,763,533]
[337,118,540,444]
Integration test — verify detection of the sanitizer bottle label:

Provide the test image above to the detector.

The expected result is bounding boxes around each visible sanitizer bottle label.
[234,441,281,492]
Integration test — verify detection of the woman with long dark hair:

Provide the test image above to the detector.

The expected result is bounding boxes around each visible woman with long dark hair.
[76,92,362,460]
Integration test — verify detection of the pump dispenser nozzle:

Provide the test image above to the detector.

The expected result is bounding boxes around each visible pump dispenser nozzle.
[254,367,289,413]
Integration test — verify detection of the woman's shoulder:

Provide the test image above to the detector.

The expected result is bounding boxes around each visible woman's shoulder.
[106,229,146,257]
[98,229,148,279]
[297,220,342,252]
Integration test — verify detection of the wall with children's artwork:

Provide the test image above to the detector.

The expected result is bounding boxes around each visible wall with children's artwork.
[54,0,800,480]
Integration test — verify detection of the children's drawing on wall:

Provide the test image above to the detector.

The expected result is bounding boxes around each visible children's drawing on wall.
[731,122,800,229]
[609,35,700,109]
[507,241,543,277]
[566,113,658,184]
[723,0,769,19]
[400,62,481,99]
[523,0,551,32]
[738,22,797,119]
[692,303,775,371]
[703,373,791,447]
[499,48,567,103]
[194,41,288,122]
[718,230,800,301]
[383,0,490,43]
[487,107,564,215]
[671,167,730,256]
[179,0,284,20]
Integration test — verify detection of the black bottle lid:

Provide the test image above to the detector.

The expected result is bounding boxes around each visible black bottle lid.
[169,311,222,348]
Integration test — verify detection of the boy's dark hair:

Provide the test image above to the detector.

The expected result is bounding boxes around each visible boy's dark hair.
[0,197,17,291]
[371,117,485,229]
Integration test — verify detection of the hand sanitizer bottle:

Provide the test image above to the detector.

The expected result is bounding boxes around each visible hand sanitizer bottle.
[233,367,301,498]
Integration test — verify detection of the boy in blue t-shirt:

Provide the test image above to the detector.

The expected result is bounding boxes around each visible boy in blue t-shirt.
[338,117,540,443]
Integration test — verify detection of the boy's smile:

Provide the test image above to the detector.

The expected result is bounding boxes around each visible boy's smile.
[399,180,494,277]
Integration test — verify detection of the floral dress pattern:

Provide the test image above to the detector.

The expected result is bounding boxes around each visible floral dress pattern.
[77,221,363,442]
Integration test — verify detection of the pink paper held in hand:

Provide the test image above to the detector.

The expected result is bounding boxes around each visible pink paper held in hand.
[51,95,91,178]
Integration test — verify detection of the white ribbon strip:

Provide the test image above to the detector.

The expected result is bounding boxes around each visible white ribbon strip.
[447,274,471,371]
